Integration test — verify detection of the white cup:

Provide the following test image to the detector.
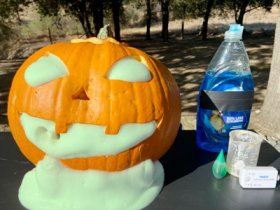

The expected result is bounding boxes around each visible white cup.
[226,130,263,177]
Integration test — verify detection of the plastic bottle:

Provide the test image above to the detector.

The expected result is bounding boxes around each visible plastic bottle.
[196,24,254,153]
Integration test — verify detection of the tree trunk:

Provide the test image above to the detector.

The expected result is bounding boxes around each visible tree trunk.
[112,0,121,41]
[233,2,238,23]
[77,15,93,37]
[16,8,21,24]
[48,27,53,44]
[253,12,280,138]
[236,0,249,25]
[181,20,184,40]
[160,0,169,41]
[201,0,214,40]
[93,0,104,35]
[85,13,93,36]
[181,6,186,40]
[145,0,151,40]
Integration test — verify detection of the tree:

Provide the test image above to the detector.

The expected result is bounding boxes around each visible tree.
[253,11,280,139]
[171,0,188,39]
[224,0,274,26]
[0,0,30,23]
[0,0,31,44]
[159,0,169,41]
[131,0,155,40]
[35,0,104,37]
[112,0,122,41]
[171,0,218,40]
[201,0,215,40]
[92,0,104,35]
[93,0,104,35]
[145,0,152,40]
[172,0,274,40]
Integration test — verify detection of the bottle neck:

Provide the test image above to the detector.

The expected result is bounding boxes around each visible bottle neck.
[224,38,242,43]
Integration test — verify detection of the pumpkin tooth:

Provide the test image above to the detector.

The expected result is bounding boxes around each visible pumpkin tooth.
[105,123,121,135]
[55,121,68,134]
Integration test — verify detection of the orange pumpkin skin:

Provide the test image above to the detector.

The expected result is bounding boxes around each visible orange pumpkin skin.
[8,38,181,171]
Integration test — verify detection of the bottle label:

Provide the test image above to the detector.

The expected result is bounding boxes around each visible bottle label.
[200,90,254,111]
[198,90,253,138]
[205,109,249,135]
[225,116,244,123]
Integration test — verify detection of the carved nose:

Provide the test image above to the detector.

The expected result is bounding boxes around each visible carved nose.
[72,87,90,100]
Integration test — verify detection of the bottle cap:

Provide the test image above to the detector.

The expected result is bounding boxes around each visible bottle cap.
[224,24,244,40]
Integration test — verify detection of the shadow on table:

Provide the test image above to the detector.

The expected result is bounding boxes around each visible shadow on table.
[1,128,216,195]
[159,126,218,186]
[160,126,280,186]
[1,126,279,204]
[0,132,33,210]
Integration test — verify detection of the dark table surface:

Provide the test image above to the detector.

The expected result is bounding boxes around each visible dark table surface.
[1,129,279,210]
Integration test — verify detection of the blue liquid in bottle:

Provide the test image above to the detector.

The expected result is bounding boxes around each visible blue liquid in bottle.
[197,71,254,152]
[196,24,254,152]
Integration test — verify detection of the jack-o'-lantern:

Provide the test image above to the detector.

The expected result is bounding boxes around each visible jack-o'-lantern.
[8,34,181,172]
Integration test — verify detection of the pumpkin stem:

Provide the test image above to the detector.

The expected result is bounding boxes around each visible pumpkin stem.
[97,24,113,39]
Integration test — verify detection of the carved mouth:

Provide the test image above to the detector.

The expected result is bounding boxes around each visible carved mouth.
[20,113,157,159]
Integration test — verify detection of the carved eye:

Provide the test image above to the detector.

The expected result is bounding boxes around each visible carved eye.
[24,52,69,87]
[107,56,152,82]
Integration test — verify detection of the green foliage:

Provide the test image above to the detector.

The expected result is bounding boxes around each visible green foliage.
[0,0,278,41]
[224,0,274,12]
[0,22,14,42]
[171,0,190,19]
[34,0,87,18]
[0,0,29,53]
[35,0,93,36]
[171,0,215,20]
[0,21,20,59]
[0,0,31,22]
[0,0,12,20]
[222,0,275,24]
[34,0,117,36]
[34,0,60,17]
[171,0,275,22]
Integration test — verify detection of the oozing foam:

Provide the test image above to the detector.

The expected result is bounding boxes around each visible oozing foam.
[107,56,152,82]
[19,156,164,210]
[24,52,69,87]
[20,52,164,210]
[24,53,152,87]
[20,113,157,158]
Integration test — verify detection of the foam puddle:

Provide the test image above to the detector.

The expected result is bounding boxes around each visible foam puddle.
[19,156,164,210]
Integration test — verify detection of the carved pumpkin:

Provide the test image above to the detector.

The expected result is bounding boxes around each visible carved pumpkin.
[8,37,181,171]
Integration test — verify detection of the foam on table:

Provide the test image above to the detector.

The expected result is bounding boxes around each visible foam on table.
[19,156,164,210]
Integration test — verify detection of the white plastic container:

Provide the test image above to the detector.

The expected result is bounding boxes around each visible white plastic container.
[226,130,263,177]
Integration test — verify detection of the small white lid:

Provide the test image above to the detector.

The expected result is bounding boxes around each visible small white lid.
[224,24,244,40]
